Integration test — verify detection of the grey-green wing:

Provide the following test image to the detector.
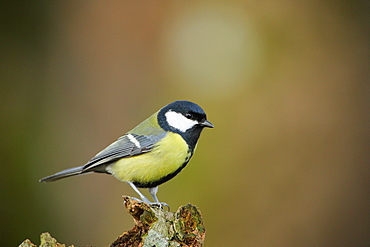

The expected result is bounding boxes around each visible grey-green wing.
[82,133,166,172]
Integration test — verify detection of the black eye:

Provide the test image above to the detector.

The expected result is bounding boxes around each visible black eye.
[185,113,193,119]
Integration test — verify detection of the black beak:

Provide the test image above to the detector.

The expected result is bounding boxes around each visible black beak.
[200,120,214,128]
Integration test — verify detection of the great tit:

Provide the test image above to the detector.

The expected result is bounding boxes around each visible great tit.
[40,100,213,206]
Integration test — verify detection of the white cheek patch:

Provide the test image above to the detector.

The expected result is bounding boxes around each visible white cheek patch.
[165,111,198,132]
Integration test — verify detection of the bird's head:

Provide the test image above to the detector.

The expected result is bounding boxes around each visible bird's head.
[158,101,214,135]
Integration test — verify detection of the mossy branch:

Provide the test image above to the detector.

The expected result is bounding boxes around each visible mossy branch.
[19,196,205,247]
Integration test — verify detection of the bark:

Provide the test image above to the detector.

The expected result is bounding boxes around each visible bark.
[110,196,205,247]
[19,197,205,247]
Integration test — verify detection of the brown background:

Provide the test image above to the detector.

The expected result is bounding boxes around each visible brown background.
[1,1,368,246]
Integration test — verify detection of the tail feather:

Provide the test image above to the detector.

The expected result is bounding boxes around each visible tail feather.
[39,166,88,182]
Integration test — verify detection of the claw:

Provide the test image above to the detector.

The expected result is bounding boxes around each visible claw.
[129,197,170,210]
[149,201,170,211]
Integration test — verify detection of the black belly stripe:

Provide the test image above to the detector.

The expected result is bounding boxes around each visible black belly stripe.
[133,160,190,188]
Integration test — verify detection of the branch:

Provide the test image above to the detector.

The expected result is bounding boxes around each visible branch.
[19,232,74,247]
[110,196,206,247]
[18,197,205,247]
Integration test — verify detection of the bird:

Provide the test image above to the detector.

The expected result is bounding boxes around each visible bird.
[40,100,213,207]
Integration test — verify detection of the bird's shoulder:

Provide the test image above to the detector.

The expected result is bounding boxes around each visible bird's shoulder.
[82,112,167,171]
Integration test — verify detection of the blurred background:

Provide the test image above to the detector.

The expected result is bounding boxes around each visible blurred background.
[1,1,368,246]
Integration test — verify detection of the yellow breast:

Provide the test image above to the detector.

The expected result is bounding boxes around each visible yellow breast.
[108,132,189,185]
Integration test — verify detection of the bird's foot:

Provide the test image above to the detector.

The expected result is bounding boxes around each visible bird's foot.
[130,197,170,210]
[149,201,170,211]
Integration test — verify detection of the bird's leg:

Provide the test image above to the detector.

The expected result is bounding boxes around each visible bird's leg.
[127,182,152,204]
[148,186,170,210]
[127,182,169,209]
